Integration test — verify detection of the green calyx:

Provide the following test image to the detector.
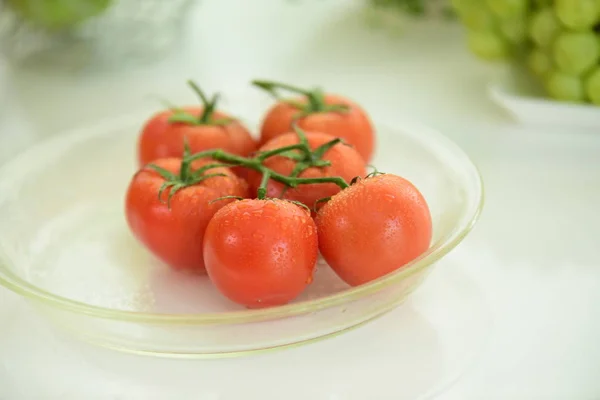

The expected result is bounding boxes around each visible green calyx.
[167,80,234,126]
[256,123,343,174]
[147,142,228,208]
[257,124,346,199]
[251,79,350,117]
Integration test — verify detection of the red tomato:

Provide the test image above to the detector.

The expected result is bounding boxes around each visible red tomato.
[259,95,375,162]
[246,131,366,208]
[203,199,318,308]
[125,158,248,272]
[315,174,432,286]
[137,106,257,167]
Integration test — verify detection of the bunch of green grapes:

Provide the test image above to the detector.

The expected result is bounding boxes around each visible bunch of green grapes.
[452,0,600,105]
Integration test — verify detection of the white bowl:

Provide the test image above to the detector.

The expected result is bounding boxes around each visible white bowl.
[488,69,600,130]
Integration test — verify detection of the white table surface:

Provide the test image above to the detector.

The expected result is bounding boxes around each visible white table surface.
[1,1,599,399]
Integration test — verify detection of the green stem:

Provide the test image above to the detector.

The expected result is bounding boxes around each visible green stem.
[292,123,307,143]
[288,124,314,160]
[185,149,229,164]
[199,93,219,124]
[187,80,211,108]
[184,149,349,191]
[271,172,349,189]
[279,161,308,198]
[289,162,309,178]
[191,163,236,180]
[251,79,312,97]
[312,138,343,160]
[182,120,353,195]
[252,79,325,112]
[185,150,259,172]
[256,144,307,162]
[178,138,193,181]
[257,170,271,199]
[148,154,230,208]
[166,80,224,126]
[307,88,326,113]
[180,160,190,182]
[251,79,349,115]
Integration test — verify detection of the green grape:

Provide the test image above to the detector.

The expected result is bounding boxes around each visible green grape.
[554,0,600,30]
[7,0,113,30]
[499,15,528,43]
[527,48,553,79]
[533,0,553,7]
[451,0,475,14]
[467,30,511,60]
[528,8,562,49]
[546,71,586,102]
[553,31,600,75]
[486,0,528,19]
[450,0,463,10]
[461,4,497,31]
[585,67,600,105]
[452,0,485,21]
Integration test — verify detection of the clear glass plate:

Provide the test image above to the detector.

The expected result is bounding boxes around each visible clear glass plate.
[0,103,483,358]
[0,252,492,399]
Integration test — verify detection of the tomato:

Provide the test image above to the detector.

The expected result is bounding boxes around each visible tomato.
[315,174,432,287]
[246,131,366,208]
[258,94,375,162]
[203,199,318,308]
[138,106,257,168]
[125,158,248,273]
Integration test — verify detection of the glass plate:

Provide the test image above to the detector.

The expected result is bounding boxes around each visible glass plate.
[0,250,491,399]
[0,101,483,357]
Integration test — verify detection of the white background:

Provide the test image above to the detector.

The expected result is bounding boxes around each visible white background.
[1,1,599,399]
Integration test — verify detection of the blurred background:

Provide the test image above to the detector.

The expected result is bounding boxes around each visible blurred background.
[1,0,509,147]
[0,0,599,399]
[1,0,597,154]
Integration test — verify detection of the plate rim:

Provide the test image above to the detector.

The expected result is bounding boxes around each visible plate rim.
[0,110,484,325]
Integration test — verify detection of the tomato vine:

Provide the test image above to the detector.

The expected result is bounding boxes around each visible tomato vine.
[146,124,352,207]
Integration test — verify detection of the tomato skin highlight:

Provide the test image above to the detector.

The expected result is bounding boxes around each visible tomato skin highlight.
[315,174,432,287]
[246,131,366,208]
[137,107,257,167]
[259,95,375,162]
[203,199,318,308]
[125,158,249,273]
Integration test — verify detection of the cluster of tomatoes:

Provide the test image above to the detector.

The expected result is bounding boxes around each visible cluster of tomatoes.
[125,80,432,309]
